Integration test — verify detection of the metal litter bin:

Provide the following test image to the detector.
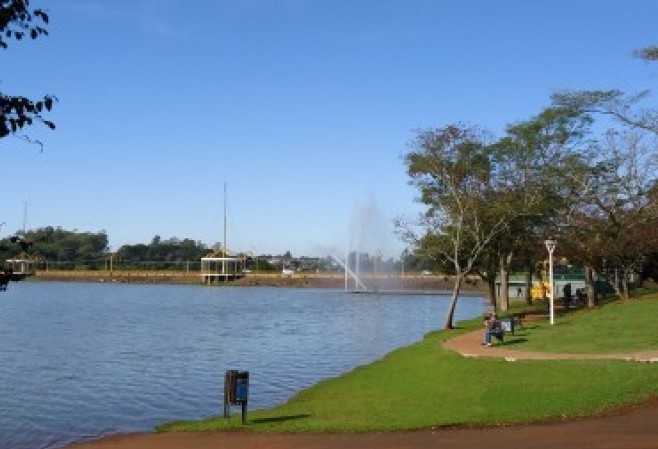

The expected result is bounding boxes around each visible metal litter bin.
[500,317,515,335]
[224,370,249,423]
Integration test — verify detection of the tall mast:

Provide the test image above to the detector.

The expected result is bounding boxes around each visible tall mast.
[22,202,28,234]
[223,182,227,256]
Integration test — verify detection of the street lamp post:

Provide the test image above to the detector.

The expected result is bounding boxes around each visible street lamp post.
[544,239,557,325]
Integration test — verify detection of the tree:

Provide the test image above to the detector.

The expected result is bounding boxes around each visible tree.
[636,45,658,61]
[0,227,110,266]
[553,89,658,302]
[402,125,525,329]
[553,90,658,137]
[560,129,658,302]
[485,106,593,310]
[118,236,208,268]
[1,0,56,146]
[401,105,594,328]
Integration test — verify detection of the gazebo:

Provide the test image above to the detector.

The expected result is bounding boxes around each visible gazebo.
[3,252,39,277]
[200,250,245,284]
[1,255,36,291]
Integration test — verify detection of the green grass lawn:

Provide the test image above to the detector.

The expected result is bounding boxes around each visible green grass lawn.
[159,295,658,433]
[507,295,658,353]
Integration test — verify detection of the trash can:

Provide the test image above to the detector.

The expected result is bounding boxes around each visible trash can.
[224,370,249,423]
[500,317,515,335]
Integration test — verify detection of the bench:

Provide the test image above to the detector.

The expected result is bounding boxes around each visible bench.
[500,312,525,335]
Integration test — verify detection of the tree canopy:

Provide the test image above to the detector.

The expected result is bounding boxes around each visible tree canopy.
[0,227,109,263]
[402,56,658,326]
[0,228,213,270]
[118,236,209,266]
[402,105,597,328]
[0,0,56,145]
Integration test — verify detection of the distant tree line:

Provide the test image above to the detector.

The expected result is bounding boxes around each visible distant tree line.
[116,235,208,269]
[0,227,109,268]
[0,228,211,270]
[0,227,437,274]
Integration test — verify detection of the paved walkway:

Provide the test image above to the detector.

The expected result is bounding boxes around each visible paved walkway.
[443,327,658,362]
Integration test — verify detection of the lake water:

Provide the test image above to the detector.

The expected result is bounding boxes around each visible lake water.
[0,282,487,449]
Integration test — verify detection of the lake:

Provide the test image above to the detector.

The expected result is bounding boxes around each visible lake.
[0,282,487,449]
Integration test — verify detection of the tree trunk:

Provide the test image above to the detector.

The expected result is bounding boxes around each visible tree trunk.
[636,270,644,288]
[620,267,631,301]
[499,253,510,312]
[486,275,497,308]
[524,266,533,306]
[623,266,636,300]
[478,271,497,308]
[621,279,629,301]
[585,265,597,308]
[444,274,463,329]
[611,268,625,301]
[535,268,546,300]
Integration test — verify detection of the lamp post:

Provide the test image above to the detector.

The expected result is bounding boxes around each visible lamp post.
[544,239,557,325]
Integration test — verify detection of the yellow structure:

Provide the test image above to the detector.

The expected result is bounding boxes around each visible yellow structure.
[530,280,551,300]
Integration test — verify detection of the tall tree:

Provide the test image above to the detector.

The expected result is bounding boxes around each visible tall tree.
[554,89,658,302]
[402,106,593,328]
[1,0,56,146]
[560,129,658,302]
[487,106,593,310]
[403,125,528,329]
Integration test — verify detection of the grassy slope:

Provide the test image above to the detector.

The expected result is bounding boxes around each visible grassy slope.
[160,296,658,433]
[508,297,658,353]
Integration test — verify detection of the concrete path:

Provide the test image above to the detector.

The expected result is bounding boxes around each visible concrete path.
[443,328,658,362]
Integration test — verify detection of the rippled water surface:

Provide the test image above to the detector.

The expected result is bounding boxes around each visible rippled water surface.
[0,282,487,449]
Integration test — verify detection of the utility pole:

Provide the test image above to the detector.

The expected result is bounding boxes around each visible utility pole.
[545,239,557,325]
[22,202,28,234]
[223,182,227,257]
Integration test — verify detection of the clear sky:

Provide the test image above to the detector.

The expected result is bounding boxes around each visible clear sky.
[1,0,657,258]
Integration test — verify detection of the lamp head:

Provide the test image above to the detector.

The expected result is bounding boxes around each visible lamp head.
[544,239,557,252]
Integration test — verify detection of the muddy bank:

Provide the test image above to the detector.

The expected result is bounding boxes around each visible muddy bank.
[231,273,482,292]
[29,271,483,292]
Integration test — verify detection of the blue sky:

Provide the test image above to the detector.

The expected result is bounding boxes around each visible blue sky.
[1,0,657,258]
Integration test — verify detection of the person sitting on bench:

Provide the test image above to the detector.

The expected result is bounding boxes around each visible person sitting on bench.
[482,311,504,346]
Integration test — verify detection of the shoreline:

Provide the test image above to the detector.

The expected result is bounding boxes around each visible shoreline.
[27,270,484,292]
[35,272,485,449]
[51,285,658,448]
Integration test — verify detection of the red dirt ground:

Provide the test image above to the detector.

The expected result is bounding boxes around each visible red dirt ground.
[65,399,658,449]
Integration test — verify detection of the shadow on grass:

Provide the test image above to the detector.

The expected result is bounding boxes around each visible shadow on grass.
[250,414,311,424]
[502,338,528,346]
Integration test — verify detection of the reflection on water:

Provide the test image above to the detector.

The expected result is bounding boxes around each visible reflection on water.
[0,282,486,449]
